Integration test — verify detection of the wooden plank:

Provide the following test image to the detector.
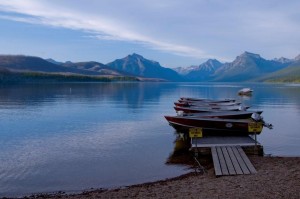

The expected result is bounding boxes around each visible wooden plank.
[211,147,222,176]
[227,146,243,175]
[236,146,257,174]
[232,146,250,174]
[221,147,236,175]
[191,136,259,148]
[210,145,256,176]
[216,147,229,175]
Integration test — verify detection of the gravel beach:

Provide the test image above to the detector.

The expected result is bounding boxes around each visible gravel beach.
[29,156,300,199]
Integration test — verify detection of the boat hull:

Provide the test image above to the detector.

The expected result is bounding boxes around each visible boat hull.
[177,111,263,119]
[165,116,262,135]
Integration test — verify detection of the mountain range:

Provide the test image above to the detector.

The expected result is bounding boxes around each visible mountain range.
[0,52,299,83]
[175,51,300,82]
[212,52,291,82]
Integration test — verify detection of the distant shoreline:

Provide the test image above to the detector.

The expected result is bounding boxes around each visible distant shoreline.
[0,70,172,83]
[1,70,300,84]
[0,70,141,83]
[23,156,300,199]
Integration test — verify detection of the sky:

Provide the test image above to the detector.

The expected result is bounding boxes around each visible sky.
[0,0,299,68]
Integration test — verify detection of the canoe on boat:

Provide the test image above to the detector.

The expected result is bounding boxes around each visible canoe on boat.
[174,101,242,107]
[174,105,249,113]
[179,97,235,103]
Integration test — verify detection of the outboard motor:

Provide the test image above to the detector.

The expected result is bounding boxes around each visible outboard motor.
[177,111,184,116]
[251,113,273,129]
[239,105,247,111]
[251,113,262,121]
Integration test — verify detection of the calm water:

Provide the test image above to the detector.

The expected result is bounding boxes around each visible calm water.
[0,82,299,197]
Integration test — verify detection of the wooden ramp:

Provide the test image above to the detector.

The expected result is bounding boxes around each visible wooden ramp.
[211,146,257,176]
[191,136,259,147]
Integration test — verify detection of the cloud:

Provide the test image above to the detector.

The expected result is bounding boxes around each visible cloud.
[0,0,214,59]
[0,0,299,62]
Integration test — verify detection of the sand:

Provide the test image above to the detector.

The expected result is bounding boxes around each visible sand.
[28,156,300,199]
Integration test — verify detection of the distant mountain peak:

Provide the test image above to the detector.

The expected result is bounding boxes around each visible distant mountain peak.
[107,54,182,81]
[174,59,222,75]
[273,57,292,64]
[295,54,300,61]
[240,51,261,59]
[125,53,159,66]
[198,59,222,70]
[174,58,223,81]
[130,53,144,58]
[205,59,222,65]
[229,51,264,68]
[126,53,146,61]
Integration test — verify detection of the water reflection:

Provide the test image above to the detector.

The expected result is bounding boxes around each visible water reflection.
[0,83,179,110]
[166,131,213,172]
[166,132,192,165]
[0,82,300,197]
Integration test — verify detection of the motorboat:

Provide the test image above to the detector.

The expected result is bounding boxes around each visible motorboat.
[238,88,253,95]
[164,114,266,135]
[175,110,263,119]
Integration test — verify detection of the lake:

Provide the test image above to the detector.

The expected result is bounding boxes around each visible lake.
[0,82,300,197]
